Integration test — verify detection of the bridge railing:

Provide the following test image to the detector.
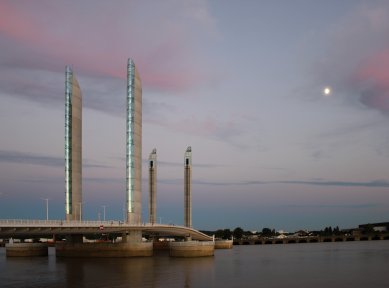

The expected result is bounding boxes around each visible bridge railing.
[0,219,184,228]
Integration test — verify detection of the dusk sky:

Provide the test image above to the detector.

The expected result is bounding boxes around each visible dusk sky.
[1,0,389,232]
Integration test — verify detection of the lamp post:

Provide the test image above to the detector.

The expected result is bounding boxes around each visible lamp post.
[42,198,49,221]
[79,202,82,221]
[102,205,107,221]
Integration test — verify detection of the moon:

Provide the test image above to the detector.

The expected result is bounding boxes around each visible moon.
[323,87,331,95]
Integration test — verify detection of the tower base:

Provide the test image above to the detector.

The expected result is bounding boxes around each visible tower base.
[169,241,214,257]
[5,243,48,257]
[55,242,153,257]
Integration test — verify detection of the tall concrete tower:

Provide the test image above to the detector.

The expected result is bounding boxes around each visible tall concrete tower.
[65,66,82,221]
[148,149,157,224]
[184,146,192,228]
[126,58,142,225]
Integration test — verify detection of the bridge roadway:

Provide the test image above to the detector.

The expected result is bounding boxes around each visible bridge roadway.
[0,219,212,241]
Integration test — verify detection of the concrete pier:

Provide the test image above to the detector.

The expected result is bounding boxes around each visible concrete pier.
[55,242,153,257]
[215,240,233,249]
[170,241,214,257]
[5,243,48,257]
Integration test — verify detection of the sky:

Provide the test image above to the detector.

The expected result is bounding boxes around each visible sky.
[1,0,389,232]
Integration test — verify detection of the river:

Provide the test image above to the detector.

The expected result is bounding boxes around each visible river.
[1,241,388,287]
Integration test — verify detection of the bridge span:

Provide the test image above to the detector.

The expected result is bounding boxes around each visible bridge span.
[0,219,212,241]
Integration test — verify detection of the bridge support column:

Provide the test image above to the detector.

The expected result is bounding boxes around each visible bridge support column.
[123,230,142,243]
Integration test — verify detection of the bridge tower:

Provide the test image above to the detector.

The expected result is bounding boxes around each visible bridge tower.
[149,148,157,224]
[126,58,142,225]
[184,146,192,228]
[64,66,82,221]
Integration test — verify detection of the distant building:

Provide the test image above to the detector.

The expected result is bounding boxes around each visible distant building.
[359,222,389,233]
[65,66,82,221]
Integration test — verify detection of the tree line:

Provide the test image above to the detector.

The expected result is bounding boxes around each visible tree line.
[202,225,364,240]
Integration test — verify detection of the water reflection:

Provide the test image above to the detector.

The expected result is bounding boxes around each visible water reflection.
[56,251,214,288]
[1,242,388,288]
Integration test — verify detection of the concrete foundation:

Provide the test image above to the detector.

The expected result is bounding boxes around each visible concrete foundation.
[123,230,142,243]
[215,240,233,249]
[5,243,48,257]
[169,241,214,257]
[55,242,153,257]
[153,241,170,251]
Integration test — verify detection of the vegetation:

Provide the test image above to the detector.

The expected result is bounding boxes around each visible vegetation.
[204,223,388,240]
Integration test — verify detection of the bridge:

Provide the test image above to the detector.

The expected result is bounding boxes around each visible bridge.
[233,234,389,245]
[0,219,212,241]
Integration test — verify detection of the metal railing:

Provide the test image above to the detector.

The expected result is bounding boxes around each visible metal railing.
[0,219,213,241]
[0,219,182,228]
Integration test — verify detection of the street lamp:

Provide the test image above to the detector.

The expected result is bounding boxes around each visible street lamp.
[42,198,49,221]
[102,205,107,221]
[79,202,82,221]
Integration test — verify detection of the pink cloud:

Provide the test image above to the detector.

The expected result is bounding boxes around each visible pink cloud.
[148,114,245,146]
[0,2,44,42]
[354,49,389,112]
[310,2,389,115]
[0,0,217,93]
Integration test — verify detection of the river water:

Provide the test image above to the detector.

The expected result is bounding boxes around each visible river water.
[0,241,388,287]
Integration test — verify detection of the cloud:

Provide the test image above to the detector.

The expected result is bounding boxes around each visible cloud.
[180,178,389,188]
[278,180,389,188]
[147,114,251,149]
[309,2,389,115]
[0,150,63,167]
[0,150,109,168]
[156,160,223,168]
[0,0,218,93]
[84,177,121,183]
[282,203,378,209]
[354,49,389,113]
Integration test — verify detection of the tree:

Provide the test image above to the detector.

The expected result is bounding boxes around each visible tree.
[233,227,244,239]
[215,229,224,239]
[223,229,232,239]
[262,228,272,236]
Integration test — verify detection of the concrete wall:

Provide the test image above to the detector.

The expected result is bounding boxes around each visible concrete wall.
[170,241,214,257]
[5,243,48,257]
[65,66,82,221]
[71,72,82,221]
[215,240,233,249]
[55,242,153,257]
[149,149,157,224]
[184,147,192,228]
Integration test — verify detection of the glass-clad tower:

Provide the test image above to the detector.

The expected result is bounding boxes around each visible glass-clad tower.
[126,58,142,225]
[65,66,82,221]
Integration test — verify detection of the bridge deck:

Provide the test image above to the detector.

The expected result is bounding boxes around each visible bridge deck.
[0,219,212,241]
